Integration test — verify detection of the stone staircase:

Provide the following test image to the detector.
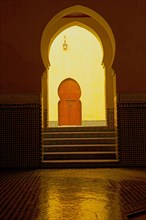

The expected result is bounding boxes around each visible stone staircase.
[41,126,119,168]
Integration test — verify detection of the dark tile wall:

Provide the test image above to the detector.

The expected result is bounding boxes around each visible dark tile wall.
[118,101,146,167]
[0,103,41,169]
[0,93,145,169]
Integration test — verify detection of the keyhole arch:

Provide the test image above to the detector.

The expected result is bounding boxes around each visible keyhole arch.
[58,78,82,126]
[58,78,81,100]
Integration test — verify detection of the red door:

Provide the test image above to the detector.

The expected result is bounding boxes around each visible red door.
[58,78,81,126]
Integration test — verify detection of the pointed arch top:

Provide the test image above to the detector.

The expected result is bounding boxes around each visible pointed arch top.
[41,5,115,71]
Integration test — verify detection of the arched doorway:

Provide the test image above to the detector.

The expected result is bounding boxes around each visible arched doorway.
[41,5,117,129]
[58,78,81,126]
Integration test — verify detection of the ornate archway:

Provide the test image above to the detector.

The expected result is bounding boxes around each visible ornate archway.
[41,5,117,129]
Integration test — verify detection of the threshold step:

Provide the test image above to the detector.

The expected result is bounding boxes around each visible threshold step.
[42,159,119,163]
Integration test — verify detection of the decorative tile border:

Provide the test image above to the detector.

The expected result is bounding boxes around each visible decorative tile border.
[0,103,40,108]
[118,93,146,103]
[49,120,107,127]
[0,93,41,104]
[82,120,107,126]
[43,108,48,128]
[107,108,114,128]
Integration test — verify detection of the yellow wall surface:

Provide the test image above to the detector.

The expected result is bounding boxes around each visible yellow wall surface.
[48,25,106,125]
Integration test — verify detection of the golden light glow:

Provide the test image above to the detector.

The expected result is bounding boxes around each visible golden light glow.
[48,25,106,126]
[38,174,116,220]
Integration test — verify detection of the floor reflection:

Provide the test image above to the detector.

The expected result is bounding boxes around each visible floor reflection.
[38,170,122,220]
[1,168,145,220]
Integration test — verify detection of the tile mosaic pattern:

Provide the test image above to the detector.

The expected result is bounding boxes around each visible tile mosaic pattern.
[0,169,146,220]
[117,93,146,167]
[107,108,114,128]
[49,120,107,127]
[0,103,41,169]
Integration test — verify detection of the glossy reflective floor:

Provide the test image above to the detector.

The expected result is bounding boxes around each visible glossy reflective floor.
[0,168,146,220]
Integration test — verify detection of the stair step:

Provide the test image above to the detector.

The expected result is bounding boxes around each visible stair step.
[42,127,118,165]
[43,151,116,155]
[43,138,115,145]
[43,153,117,160]
[42,159,119,163]
[43,145,116,153]
[43,126,114,132]
[42,131,115,138]
[42,144,116,148]
[43,137,115,140]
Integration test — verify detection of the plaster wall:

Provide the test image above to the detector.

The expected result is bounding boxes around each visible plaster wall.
[0,0,145,93]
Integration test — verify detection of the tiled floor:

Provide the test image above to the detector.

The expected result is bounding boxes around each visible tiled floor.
[0,168,146,220]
